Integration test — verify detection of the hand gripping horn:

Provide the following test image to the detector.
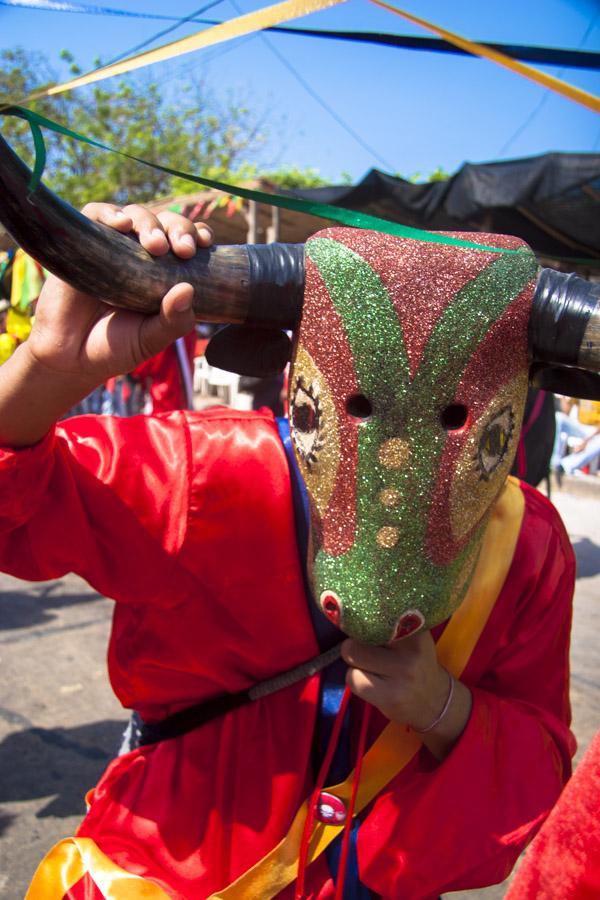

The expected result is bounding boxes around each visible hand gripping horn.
[0,132,599,393]
[0,133,304,376]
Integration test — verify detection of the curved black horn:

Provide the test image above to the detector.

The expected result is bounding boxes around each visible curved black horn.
[530,268,600,371]
[0,133,305,330]
[528,268,600,398]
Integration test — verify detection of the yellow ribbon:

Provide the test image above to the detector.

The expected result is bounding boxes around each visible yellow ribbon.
[25,478,525,900]
[370,0,600,115]
[21,0,346,103]
[25,837,171,899]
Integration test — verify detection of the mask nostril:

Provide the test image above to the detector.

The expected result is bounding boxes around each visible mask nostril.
[320,591,342,626]
[440,403,469,431]
[346,394,372,420]
[393,610,425,640]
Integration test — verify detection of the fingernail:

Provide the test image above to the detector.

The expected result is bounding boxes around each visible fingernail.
[180,233,196,250]
[173,291,193,312]
[198,227,212,242]
[151,228,168,243]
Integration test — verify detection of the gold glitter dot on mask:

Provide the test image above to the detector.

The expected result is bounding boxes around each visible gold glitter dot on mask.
[378,438,410,469]
[377,526,400,548]
[379,487,401,508]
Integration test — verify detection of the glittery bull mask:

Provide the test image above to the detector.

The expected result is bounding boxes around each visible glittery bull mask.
[288,228,538,645]
[2,135,599,642]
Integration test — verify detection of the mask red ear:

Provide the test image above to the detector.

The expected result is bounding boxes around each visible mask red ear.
[529,269,600,399]
[0,133,305,330]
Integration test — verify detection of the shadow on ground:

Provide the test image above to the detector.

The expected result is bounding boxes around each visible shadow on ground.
[0,720,125,830]
[572,537,600,579]
[0,582,103,631]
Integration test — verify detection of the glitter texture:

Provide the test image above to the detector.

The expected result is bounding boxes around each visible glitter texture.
[376,526,400,548]
[378,438,410,469]
[288,227,538,644]
[379,488,401,508]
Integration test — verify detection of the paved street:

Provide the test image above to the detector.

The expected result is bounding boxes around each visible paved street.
[0,480,598,899]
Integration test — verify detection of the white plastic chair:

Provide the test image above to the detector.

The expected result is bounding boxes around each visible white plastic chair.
[193,356,211,395]
[206,365,240,406]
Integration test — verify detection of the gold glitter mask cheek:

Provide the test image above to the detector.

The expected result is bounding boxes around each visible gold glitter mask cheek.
[288,344,342,519]
[293,228,538,644]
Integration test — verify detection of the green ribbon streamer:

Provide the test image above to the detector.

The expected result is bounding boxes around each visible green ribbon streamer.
[27,119,47,197]
[1,105,525,255]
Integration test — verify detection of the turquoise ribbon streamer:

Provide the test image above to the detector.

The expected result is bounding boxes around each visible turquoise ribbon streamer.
[2,105,522,254]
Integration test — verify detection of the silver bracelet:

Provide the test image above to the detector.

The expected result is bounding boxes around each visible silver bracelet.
[413,670,455,734]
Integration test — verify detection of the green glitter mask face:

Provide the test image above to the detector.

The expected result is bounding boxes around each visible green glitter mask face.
[288,228,538,644]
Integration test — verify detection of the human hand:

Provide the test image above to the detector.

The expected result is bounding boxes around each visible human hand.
[341,631,449,728]
[26,204,213,388]
[573,439,588,453]
[342,631,472,760]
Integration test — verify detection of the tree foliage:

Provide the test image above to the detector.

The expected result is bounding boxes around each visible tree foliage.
[0,47,449,212]
[0,48,272,207]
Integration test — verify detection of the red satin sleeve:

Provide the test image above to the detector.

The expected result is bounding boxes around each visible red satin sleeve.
[357,483,576,899]
[0,409,318,723]
[0,413,193,603]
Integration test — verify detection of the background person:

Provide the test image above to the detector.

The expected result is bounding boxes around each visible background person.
[553,396,600,480]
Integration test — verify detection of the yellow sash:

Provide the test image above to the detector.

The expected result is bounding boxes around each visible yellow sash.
[25,837,170,899]
[26,479,524,900]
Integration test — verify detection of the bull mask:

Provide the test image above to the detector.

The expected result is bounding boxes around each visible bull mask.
[0,133,598,643]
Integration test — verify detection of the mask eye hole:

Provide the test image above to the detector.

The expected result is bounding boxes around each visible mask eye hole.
[440,404,469,431]
[290,378,323,467]
[476,404,515,481]
[293,400,318,433]
[346,394,372,420]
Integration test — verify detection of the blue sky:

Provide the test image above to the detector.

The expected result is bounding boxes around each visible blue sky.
[1,0,599,183]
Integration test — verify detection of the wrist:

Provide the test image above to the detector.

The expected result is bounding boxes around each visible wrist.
[412,670,455,734]
[417,679,473,761]
[21,342,103,404]
[0,343,98,448]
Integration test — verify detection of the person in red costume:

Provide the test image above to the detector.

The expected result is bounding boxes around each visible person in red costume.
[505,730,600,900]
[0,203,580,899]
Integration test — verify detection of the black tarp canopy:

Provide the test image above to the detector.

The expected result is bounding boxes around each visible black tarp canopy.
[288,153,600,270]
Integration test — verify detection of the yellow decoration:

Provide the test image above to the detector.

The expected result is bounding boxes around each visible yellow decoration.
[370,0,600,115]
[578,400,600,427]
[0,332,17,365]
[25,837,171,899]
[6,306,33,343]
[23,0,346,102]
[10,248,44,313]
